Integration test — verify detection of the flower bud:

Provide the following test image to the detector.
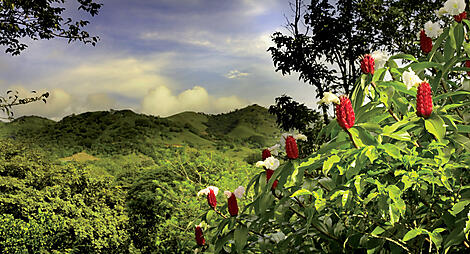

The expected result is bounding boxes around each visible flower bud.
[335,95,355,130]
[227,193,239,216]
[195,226,205,246]
[419,30,432,54]
[266,169,279,190]
[262,149,271,160]
[416,81,433,118]
[207,188,217,208]
[360,54,375,74]
[285,136,298,159]
[454,11,467,22]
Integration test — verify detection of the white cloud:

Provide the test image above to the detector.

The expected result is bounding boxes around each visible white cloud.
[85,93,117,111]
[141,85,249,117]
[225,70,249,79]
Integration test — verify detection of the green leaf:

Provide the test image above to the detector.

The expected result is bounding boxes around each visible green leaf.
[383,130,411,141]
[323,155,340,175]
[455,23,464,50]
[403,228,423,242]
[433,90,470,102]
[290,189,312,198]
[389,53,417,62]
[450,200,470,216]
[342,190,349,207]
[425,114,446,141]
[378,143,401,159]
[371,226,386,236]
[457,124,470,134]
[234,225,248,253]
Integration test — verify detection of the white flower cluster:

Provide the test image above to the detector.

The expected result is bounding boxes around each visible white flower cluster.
[437,0,466,16]
[318,92,340,105]
[424,21,443,39]
[256,156,280,170]
[197,186,219,196]
[224,186,245,198]
[371,50,390,69]
[402,68,423,90]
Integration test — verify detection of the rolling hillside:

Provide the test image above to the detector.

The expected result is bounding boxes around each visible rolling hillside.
[0,104,281,159]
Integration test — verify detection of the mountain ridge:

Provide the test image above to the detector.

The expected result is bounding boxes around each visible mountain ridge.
[0,104,281,158]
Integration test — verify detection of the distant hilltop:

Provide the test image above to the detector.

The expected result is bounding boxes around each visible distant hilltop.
[0,104,281,157]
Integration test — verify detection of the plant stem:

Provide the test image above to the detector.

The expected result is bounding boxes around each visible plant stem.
[213,208,227,219]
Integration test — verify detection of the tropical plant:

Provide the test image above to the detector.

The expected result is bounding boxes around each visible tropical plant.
[194,1,470,253]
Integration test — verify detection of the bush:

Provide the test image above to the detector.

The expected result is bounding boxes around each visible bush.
[198,8,470,253]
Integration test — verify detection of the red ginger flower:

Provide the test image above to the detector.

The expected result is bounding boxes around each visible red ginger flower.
[454,11,467,22]
[420,30,433,54]
[197,186,218,209]
[335,95,355,130]
[224,186,245,217]
[465,60,470,76]
[285,136,299,159]
[416,81,433,118]
[360,54,375,74]
[195,225,205,246]
[266,169,279,190]
[262,148,271,160]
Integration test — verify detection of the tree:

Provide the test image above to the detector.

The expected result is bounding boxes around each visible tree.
[0,0,102,55]
[0,0,102,119]
[268,0,445,123]
[268,95,327,156]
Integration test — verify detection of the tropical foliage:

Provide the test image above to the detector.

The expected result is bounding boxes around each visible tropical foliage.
[195,1,470,253]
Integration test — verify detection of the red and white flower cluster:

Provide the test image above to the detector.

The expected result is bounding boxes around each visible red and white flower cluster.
[420,0,466,54]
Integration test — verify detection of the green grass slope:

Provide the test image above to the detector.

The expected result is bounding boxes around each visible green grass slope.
[0,104,281,159]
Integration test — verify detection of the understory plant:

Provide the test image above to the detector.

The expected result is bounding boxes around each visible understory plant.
[192,1,470,253]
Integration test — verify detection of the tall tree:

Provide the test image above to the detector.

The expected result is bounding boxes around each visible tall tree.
[0,0,102,55]
[269,0,445,123]
[0,0,102,119]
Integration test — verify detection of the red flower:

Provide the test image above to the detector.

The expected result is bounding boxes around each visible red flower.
[416,81,433,118]
[195,226,205,246]
[227,193,239,216]
[207,188,217,208]
[285,136,299,159]
[335,95,355,130]
[454,11,467,22]
[465,60,470,76]
[420,30,433,54]
[262,148,271,160]
[266,169,279,190]
[360,54,375,74]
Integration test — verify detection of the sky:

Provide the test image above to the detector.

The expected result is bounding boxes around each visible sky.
[0,0,320,120]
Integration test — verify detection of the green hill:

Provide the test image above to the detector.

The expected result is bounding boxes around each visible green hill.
[0,104,281,159]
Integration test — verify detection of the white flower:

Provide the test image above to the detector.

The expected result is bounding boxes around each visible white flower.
[224,191,232,198]
[233,186,245,198]
[268,144,281,156]
[402,68,422,90]
[443,0,466,15]
[197,186,219,196]
[317,92,340,105]
[370,50,389,69]
[294,133,308,141]
[255,161,265,168]
[424,21,443,39]
[264,156,280,170]
[436,7,447,17]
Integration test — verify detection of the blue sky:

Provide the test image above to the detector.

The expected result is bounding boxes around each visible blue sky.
[0,0,319,119]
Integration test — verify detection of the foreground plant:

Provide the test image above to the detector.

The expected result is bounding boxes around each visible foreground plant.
[190,0,470,252]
